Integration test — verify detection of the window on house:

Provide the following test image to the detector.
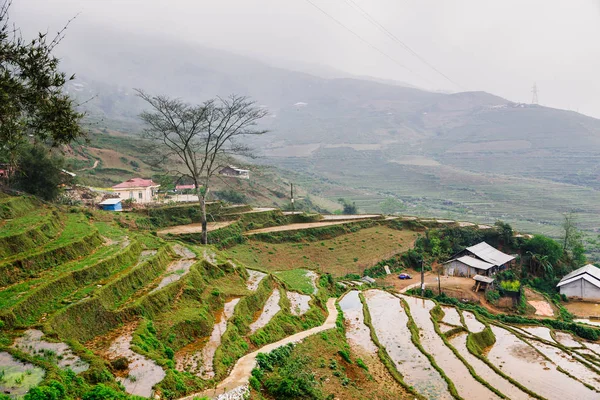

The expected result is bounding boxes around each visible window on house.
[138,192,143,199]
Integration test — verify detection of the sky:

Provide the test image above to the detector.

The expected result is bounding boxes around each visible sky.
[11,0,600,118]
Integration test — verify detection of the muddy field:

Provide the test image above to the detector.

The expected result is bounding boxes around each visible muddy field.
[356,289,600,400]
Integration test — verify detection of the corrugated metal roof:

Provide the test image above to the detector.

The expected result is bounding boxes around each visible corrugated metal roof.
[557,264,600,288]
[557,273,600,289]
[466,242,515,266]
[452,255,495,271]
[473,274,495,283]
[99,198,122,205]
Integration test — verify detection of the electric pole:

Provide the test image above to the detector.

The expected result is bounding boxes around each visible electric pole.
[290,183,295,212]
[531,83,539,105]
[420,259,425,297]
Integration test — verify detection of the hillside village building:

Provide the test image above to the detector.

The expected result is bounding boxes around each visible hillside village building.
[557,264,600,300]
[443,242,515,277]
[112,178,160,204]
[219,166,250,179]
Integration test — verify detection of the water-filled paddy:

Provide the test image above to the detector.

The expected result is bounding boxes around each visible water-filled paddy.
[364,290,450,399]
[339,290,377,354]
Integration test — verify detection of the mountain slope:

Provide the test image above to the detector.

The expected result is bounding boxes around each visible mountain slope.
[56,29,600,238]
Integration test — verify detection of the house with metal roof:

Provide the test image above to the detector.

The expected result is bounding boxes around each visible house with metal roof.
[443,241,515,277]
[557,264,600,300]
[219,166,250,179]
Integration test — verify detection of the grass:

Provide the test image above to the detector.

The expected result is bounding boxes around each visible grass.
[0,213,103,287]
[229,226,416,276]
[0,210,51,238]
[249,322,414,400]
[274,269,315,295]
[0,221,131,311]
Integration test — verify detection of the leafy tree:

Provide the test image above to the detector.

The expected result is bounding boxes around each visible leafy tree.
[494,220,514,247]
[522,235,562,276]
[137,90,267,244]
[215,189,247,204]
[379,197,405,215]
[13,145,67,200]
[561,211,586,266]
[337,198,357,214]
[0,1,84,182]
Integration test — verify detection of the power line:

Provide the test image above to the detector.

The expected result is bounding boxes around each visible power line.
[342,0,463,89]
[301,0,433,86]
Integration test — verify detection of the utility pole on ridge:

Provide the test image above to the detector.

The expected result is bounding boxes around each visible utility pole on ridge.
[531,83,539,105]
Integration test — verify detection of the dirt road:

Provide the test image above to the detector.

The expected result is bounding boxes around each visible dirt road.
[244,220,360,235]
[179,298,338,400]
[157,221,235,236]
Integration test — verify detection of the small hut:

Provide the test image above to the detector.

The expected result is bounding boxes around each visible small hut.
[99,198,123,212]
[473,274,495,292]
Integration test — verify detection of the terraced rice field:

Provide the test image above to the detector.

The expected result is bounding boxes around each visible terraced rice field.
[3,195,600,400]
[249,289,281,333]
[487,326,597,399]
[0,352,45,398]
[107,330,166,397]
[448,333,534,400]
[400,295,501,399]
[339,290,377,354]
[357,289,600,400]
[0,197,332,399]
[364,290,451,399]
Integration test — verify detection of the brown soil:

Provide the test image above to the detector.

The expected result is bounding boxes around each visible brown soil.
[524,287,557,317]
[381,273,480,302]
[232,227,416,277]
[564,300,600,318]
[380,274,516,315]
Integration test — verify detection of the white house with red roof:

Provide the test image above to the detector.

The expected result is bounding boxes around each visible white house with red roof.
[112,178,160,203]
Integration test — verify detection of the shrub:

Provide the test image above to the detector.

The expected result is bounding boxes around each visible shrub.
[338,349,352,363]
[356,358,368,371]
[485,290,500,304]
[82,385,126,400]
[24,381,66,400]
[499,280,521,292]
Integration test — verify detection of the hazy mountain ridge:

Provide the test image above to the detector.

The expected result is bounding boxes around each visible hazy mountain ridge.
[57,31,600,238]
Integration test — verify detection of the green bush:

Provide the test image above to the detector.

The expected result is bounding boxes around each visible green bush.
[485,290,501,304]
[337,349,351,363]
[82,384,126,400]
[24,381,66,400]
[499,280,521,292]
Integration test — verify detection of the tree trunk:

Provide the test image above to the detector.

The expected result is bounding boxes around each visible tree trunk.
[201,194,208,245]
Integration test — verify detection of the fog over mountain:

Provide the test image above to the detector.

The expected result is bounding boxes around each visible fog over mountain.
[9,0,600,238]
[12,0,600,118]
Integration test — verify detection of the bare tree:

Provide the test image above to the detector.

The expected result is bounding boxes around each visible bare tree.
[136,90,268,244]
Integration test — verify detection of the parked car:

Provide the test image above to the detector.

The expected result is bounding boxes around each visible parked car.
[398,273,412,280]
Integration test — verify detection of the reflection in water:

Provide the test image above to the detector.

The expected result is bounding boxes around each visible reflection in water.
[399,295,500,400]
[487,326,597,400]
[449,333,534,400]
[249,289,281,333]
[364,290,451,399]
[13,329,89,373]
[339,290,377,354]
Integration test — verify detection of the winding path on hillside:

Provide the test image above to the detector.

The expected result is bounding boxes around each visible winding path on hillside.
[157,221,235,236]
[179,298,338,400]
[244,220,363,235]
